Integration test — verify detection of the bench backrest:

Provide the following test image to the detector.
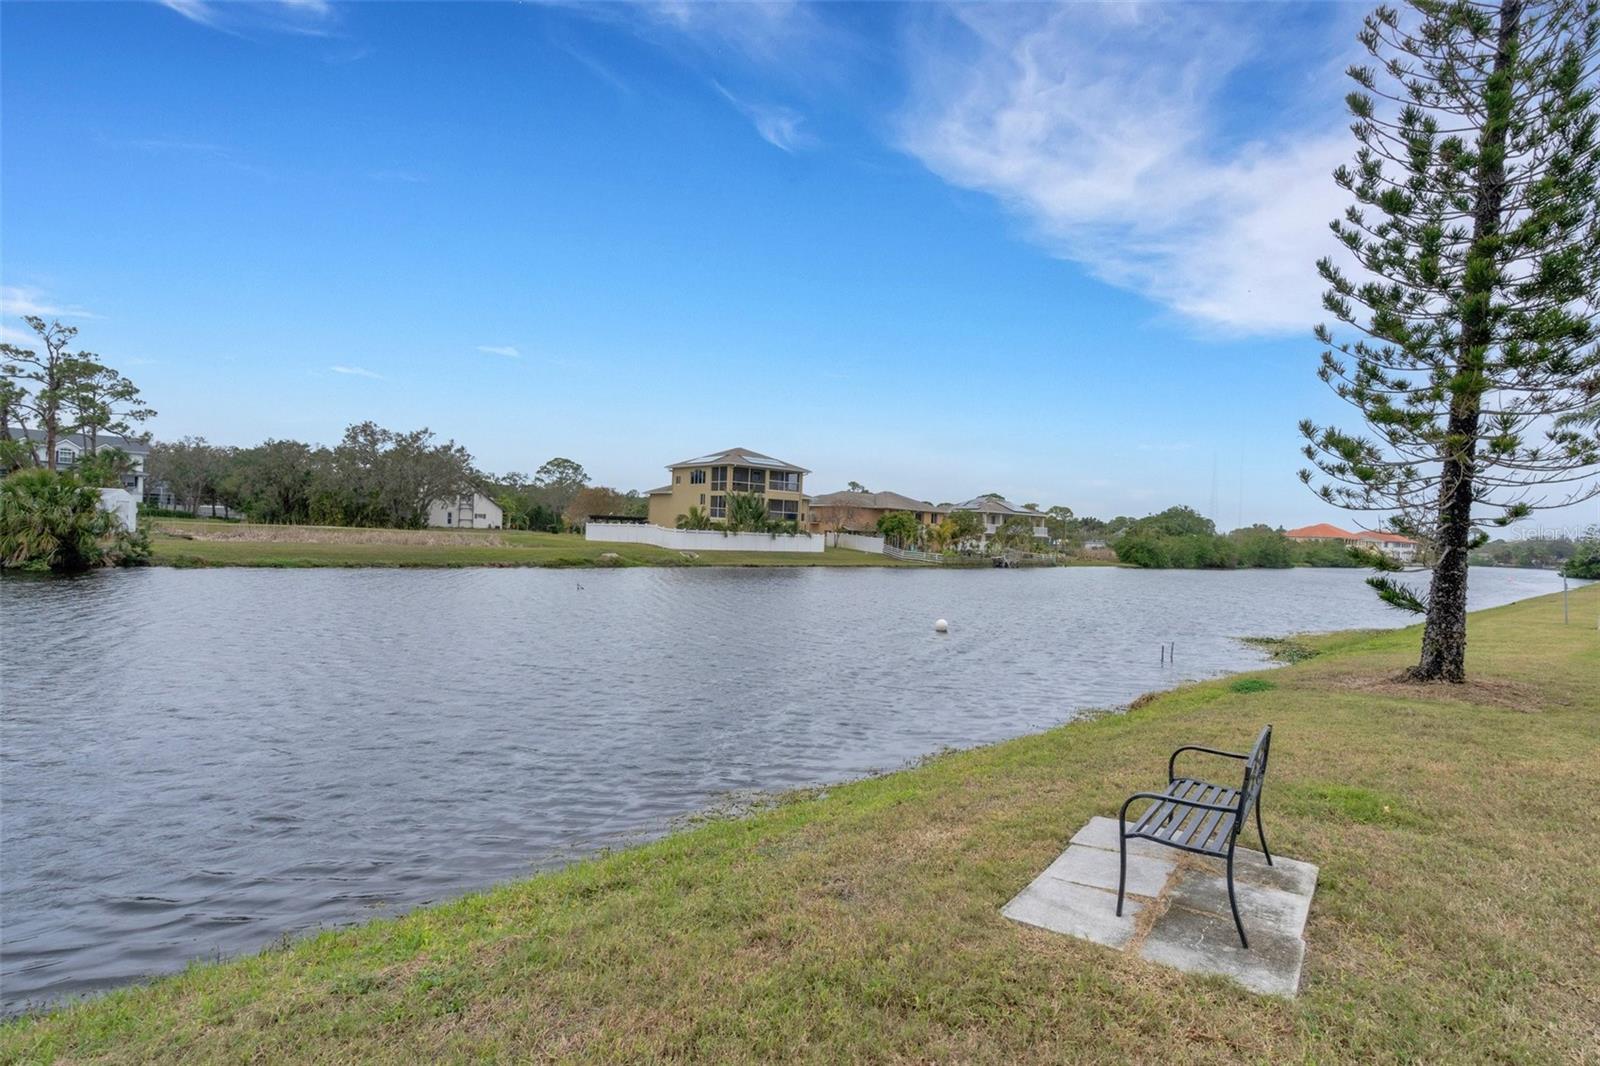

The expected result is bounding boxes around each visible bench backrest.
[1236,725,1272,825]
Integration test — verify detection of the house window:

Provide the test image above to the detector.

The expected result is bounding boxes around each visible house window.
[690,468,706,484]
[732,467,765,492]
[475,513,486,520]
[699,493,705,505]
[711,467,727,491]
[445,512,453,525]
[767,498,799,522]
[769,471,799,493]
[709,495,726,518]
[56,448,77,466]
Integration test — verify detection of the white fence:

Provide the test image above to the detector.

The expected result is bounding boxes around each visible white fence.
[828,532,886,554]
[883,543,947,563]
[585,522,824,554]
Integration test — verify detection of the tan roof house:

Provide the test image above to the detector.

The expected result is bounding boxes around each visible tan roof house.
[646,447,809,528]
[806,490,948,533]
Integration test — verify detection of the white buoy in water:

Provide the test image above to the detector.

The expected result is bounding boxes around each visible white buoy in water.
[934,618,949,633]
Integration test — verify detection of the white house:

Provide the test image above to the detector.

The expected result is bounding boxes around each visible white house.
[1354,530,1421,563]
[427,490,503,529]
[17,429,149,498]
[952,495,1051,549]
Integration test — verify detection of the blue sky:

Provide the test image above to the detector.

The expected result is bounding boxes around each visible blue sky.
[3,1,1590,530]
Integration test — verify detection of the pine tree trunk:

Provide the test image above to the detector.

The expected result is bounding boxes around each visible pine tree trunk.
[1413,444,1476,681]
[1410,0,1522,682]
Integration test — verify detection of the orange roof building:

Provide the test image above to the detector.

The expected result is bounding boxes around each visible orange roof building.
[1283,523,1357,542]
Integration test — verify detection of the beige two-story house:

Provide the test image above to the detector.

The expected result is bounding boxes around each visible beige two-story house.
[646,447,809,528]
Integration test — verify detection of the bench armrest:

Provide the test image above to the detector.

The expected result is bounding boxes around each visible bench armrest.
[1169,745,1247,783]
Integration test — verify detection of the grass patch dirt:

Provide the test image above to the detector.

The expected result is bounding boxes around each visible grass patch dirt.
[3,585,1596,1063]
[1227,677,1277,694]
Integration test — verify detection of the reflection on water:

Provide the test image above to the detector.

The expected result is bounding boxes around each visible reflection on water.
[0,564,1563,1011]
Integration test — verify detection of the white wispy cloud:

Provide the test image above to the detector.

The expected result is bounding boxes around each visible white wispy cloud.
[636,1,817,63]
[160,0,222,29]
[559,41,633,96]
[899,4,1355,335]
[161,0,337,36]
[0,285,99,320]
[714,83,814,153]
[475,345,521,358]
[330,364,383,379]
[564,2,834,150]
[0,323,40,348]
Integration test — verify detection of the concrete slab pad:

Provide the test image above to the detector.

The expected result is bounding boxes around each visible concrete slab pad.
[1041,844,1175,898]
[1233,848,1320,897]
[1002,880,1143,950]
[1068,816,1171,859]
[1166,871,1313,937]
[1139,903,1307,998]
[1004,816,1320,998]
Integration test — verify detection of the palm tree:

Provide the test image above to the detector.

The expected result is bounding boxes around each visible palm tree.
[676,506,712,531]
[724,492,773,533]
[72,446,134,488]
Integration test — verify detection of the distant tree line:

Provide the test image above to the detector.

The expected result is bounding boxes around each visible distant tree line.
[1470,533,1582,571]
[146,430,649,532]
[840,501,1375,567]
[1109,506,1365,570]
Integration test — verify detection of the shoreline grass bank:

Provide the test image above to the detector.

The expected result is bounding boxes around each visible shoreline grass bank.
[146,520,932,569]
[4,586,1596,1062]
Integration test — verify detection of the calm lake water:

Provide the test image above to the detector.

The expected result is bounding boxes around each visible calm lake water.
[0,564,1567,1012]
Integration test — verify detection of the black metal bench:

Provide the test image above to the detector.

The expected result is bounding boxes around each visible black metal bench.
[1116,725,1273,947]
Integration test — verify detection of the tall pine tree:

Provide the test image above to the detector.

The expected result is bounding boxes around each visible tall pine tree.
[1303,0,1600,681]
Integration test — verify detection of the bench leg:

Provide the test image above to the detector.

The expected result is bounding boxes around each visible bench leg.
[1116,832,1128,917]
[1255,799,1273,867]
[1226,845,1248,949]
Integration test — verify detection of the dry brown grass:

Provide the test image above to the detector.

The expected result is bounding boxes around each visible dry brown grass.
[152,522,509,547]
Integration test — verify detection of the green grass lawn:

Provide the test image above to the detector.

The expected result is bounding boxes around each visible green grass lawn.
[5,586,1596,1063]
[146,520,925,569]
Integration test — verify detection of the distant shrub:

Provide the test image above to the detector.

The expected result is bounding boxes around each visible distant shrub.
[1291,540,1364,567]
[1,469,150,573]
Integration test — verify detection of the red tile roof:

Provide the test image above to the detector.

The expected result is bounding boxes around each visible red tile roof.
[1284,523,1356,540]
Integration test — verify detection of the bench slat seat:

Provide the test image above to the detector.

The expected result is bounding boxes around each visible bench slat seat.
[1128,778,1239,855]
